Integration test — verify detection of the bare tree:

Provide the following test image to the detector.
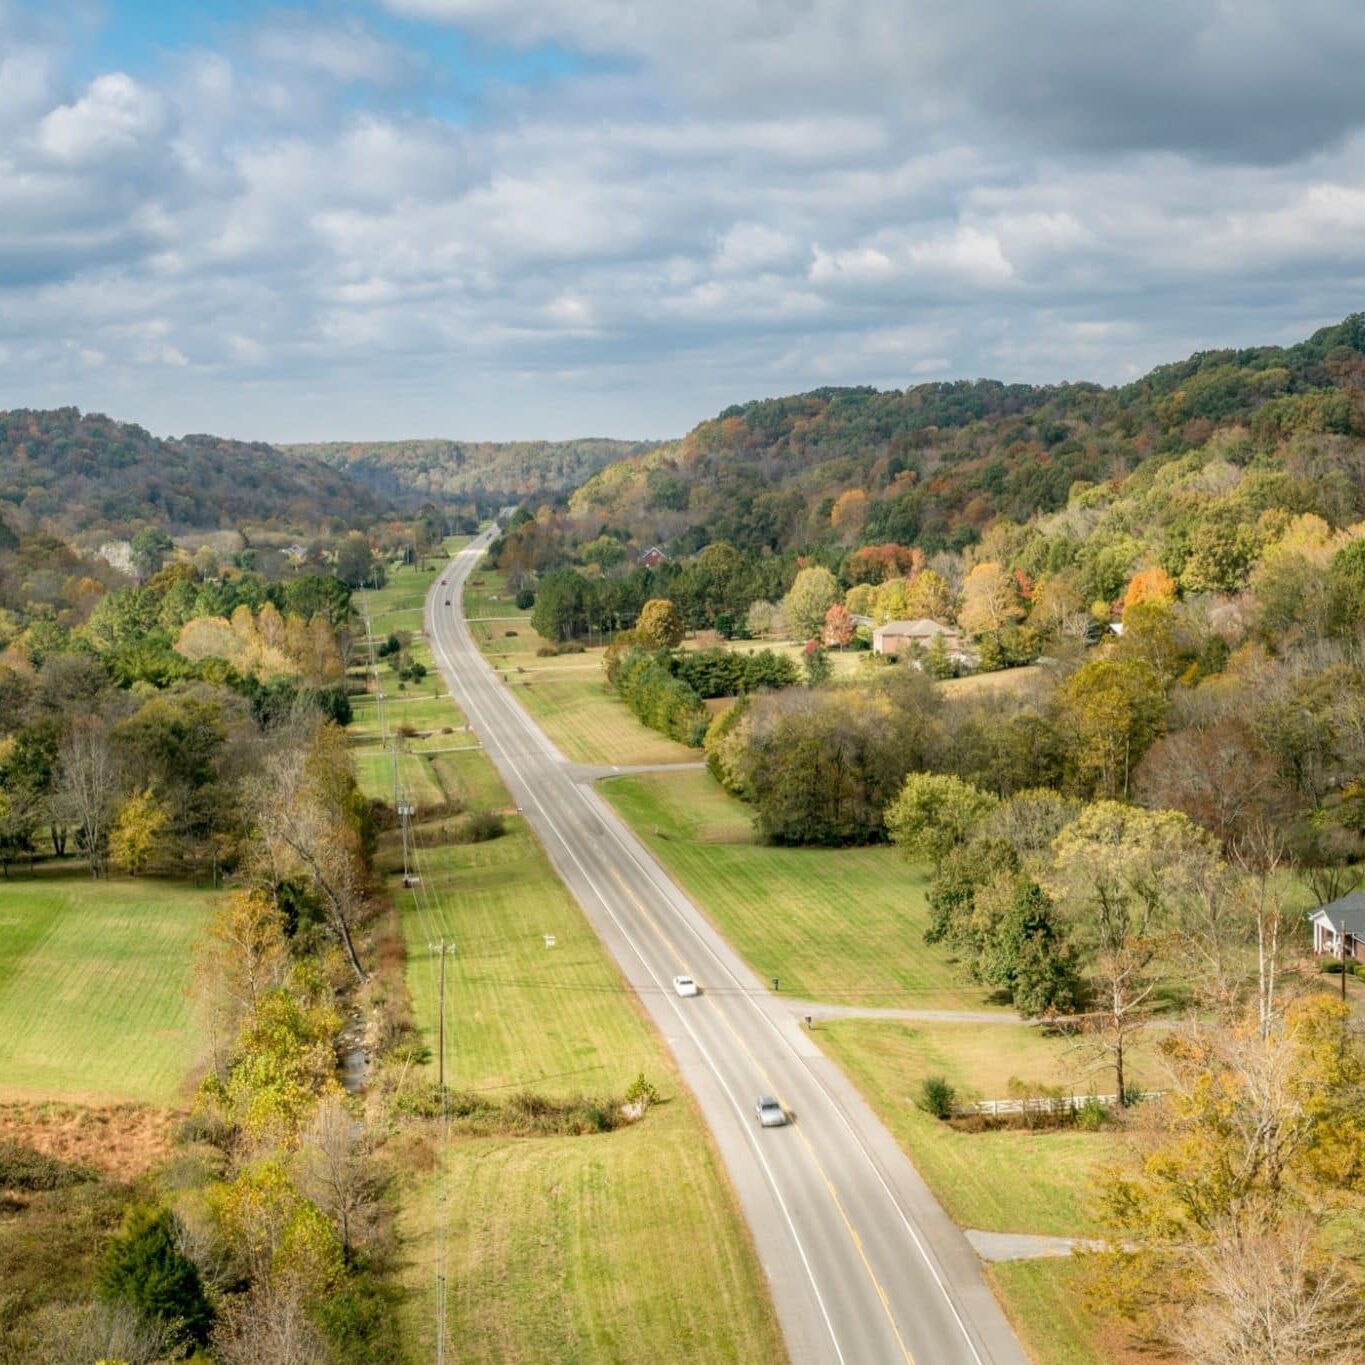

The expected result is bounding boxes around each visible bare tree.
[1232,823,1295,1039]
[296,1095,389,1264]
[213,1282,328,1365]
[1180,1221,1365,1364]
[32,1298,180,1365]
[251,736,368,983]
[53,716,119,877]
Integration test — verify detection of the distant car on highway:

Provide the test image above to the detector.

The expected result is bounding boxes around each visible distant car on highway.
[755,1096,787,1128]
[672,974,698,997]
[444,599,451,606]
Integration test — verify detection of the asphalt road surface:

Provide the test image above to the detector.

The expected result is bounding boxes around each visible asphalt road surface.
[426,532,1028,1365]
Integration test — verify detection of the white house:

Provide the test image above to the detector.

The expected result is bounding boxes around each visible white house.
[1310,892,1365,963]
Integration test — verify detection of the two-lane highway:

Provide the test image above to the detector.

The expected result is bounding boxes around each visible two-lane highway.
[425,531,1027,1365]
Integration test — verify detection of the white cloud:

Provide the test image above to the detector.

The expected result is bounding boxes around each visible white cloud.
[37,72,165,166]
[0,2,1364,439]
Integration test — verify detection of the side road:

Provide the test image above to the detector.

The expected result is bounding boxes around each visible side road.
[424,532,1028,1365]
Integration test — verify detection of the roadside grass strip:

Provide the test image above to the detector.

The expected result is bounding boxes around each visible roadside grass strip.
[602,767,1008,1010]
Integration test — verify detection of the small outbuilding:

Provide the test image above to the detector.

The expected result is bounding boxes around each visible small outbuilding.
[1310,892,1365,963]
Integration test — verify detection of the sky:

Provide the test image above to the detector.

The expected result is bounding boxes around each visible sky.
[2,1,1364,443]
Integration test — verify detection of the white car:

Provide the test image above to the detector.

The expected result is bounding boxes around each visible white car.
[672,974,699,997]
[755,1096,788,1128]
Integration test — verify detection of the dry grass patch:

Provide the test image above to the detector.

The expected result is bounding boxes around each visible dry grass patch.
[0,1102,175,1181]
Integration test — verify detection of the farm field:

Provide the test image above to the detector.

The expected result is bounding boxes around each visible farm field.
[601,767,1004,1010]
[379,552,786,1362]
[0,874,217,1103]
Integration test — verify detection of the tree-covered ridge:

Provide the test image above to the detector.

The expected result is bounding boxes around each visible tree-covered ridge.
[285,436,657,506]
[0,408,390,538]
[570,315,1365,556]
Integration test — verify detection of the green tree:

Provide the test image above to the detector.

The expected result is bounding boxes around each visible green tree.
[130,528,174,581]
[885,773,999,870]
[334,533,375,589]
[1060,656,1167,798]
[783,566,839,639]
[98,1205,213,1344]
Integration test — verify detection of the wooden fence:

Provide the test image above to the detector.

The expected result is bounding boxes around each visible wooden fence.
[951,1090,1164,1118]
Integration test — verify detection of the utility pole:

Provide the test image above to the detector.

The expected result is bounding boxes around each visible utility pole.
[398,789,417,887]
[436,939,447,1086]
[1342,918,1349,1001]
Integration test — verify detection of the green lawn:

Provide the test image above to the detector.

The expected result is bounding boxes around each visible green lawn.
[403,1109,781,1364]
[393,790,784,1362]
[601,767,1004,1009]
[0,874,217,1103]
[513,672,699,766]
[815,1018,1147,1237]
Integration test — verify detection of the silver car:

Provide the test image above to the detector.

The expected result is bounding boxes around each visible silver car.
[755,1095,787,1128]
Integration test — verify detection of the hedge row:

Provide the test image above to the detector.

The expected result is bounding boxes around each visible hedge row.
[613,649,709,747]
[669,647,799,698]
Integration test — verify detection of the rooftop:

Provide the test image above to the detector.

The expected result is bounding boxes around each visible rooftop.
[874,618,957,638]
[1311,890,1365,935]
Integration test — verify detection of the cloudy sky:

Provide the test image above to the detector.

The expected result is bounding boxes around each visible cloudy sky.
[2,0,1364,442]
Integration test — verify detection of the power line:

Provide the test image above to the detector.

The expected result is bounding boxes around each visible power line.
[362,588,450,1360]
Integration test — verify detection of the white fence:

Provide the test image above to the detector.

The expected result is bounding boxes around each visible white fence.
[951,1090,1164,1118]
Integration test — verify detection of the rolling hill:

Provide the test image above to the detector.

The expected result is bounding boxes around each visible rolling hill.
[0,407,389,538]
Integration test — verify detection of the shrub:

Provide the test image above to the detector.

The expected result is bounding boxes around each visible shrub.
[98,1205,213,1345]
[917,1076,956,1120]
[624,1072,661,1108]
[536,644,558,657]
[515,588,535,610]
[1074,1095,1107,1131]
[504,629,518,637]
[454,810,505,843]
[0,1140,95,1191]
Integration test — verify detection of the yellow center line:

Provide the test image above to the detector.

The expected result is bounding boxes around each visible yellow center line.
[605,864,916,1365]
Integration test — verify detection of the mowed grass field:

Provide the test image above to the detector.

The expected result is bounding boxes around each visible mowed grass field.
[0,874,216,1103]
[366,552,785,1361]
[602,767,1003,1009]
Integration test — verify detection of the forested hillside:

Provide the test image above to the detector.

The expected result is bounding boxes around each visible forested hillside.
[0,408,389,539]
[286,436,656,506]
[570,315,1365,556]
